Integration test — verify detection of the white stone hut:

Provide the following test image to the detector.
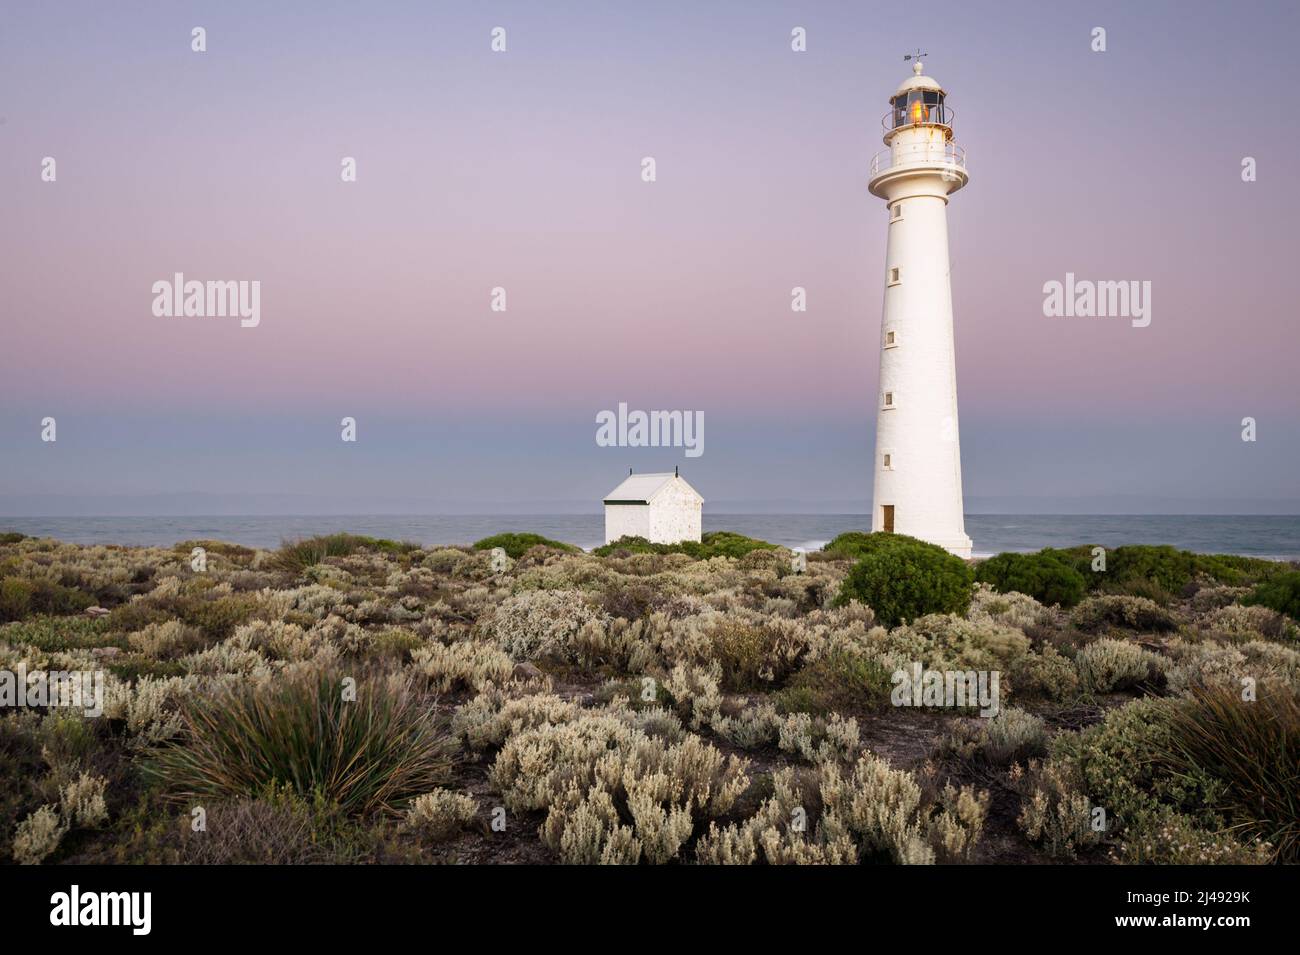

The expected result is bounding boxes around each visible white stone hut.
[602,469,703,545]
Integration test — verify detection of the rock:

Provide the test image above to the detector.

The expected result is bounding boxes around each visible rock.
[90,646,120,659]
[85,606,110,618]
[511,662,543,682]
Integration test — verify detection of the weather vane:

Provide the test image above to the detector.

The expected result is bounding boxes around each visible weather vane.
[903,49,927,63]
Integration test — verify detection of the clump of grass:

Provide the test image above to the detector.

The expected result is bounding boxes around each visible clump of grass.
[1160,686,1300,863]
[144,667,455,816]
[472,532,579,559]
[269,534,419,574]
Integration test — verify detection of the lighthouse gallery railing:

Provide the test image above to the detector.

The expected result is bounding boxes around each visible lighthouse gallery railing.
[869,142,966,178]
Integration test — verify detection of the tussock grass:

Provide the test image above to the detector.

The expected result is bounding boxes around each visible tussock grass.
[144,667,455,816]
[1161,686,1300,862]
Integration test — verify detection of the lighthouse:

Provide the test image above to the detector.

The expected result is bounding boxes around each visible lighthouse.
[867,57,972,558]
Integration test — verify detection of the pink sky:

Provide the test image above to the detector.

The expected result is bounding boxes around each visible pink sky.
[2,0,1297,510]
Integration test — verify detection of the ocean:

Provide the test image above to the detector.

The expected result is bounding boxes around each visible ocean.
[2,514,1299,560]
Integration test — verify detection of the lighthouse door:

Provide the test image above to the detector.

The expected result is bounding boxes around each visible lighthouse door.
[882,505,895,534]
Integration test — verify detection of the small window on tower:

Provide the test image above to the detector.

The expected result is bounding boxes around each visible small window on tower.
[890,203,903,222]
[883,391,895,408]
[884,330,897,347]
[888,267,901,285]
[882,453,893,470]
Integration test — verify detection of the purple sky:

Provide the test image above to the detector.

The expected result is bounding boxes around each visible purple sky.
[2,0,1298,514]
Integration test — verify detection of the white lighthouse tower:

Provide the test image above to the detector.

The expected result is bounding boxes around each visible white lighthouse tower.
[867,57,972,558]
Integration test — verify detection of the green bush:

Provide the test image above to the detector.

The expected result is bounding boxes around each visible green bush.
[1051,697,1219,835]
[0,577,33,621]
[1242,570,1300,622]
[1097,576,1178,606]
[834,534,973,627]
[591,536,656,557]
[822,531,892,561]
[697,531,775,559]
[1038,545,1101,578]
[772,649,893,715]
[0,576,93,621]
[269,534,420,574]
[0,615,124,652]
[106,590,261,641]
[1095,546,1283,597]
[1190,553,1289,588]
[472,532,579,559]
[695,531,779,559]
[975,551,1087,608]
[1050,697,1275,863]
[145,667,455,816]
[593,531,776,560]
[703,618,810,691]
[1105,546,1198,594]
